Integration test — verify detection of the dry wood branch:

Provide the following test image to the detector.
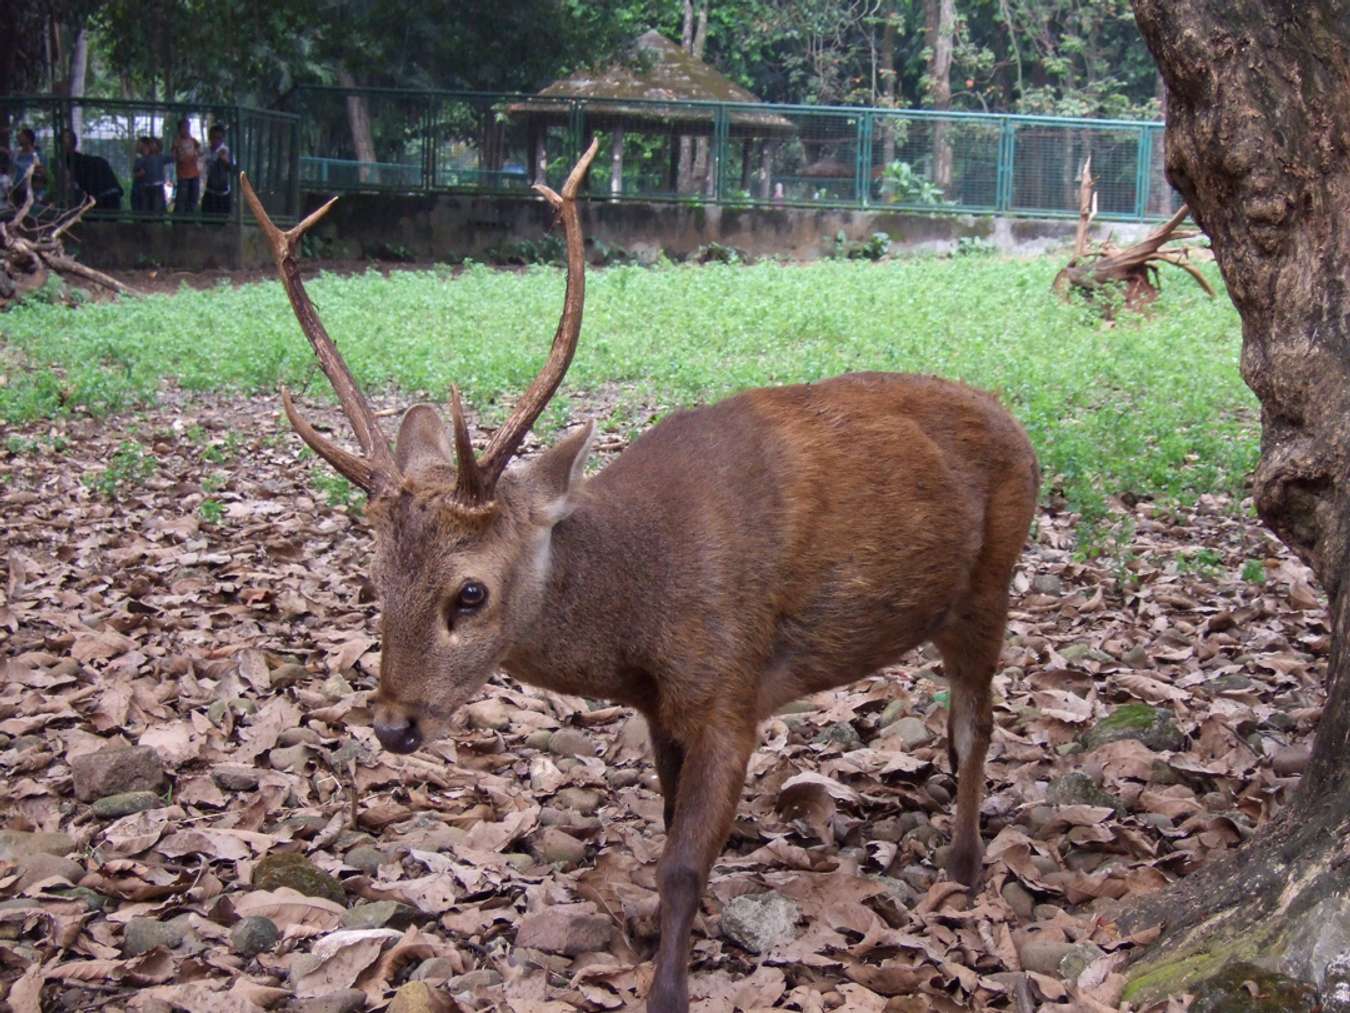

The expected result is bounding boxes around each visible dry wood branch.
[1054,182,1213,313]
[2,192,138,307]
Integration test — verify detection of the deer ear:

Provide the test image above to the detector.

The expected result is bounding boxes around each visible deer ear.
[395,404,453,476]
[516,421,595,525]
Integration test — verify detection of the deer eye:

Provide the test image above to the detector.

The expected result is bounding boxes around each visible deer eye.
[456,581,488,611]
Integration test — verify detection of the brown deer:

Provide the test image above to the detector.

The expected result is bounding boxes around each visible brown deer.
[241,140,1039,1013]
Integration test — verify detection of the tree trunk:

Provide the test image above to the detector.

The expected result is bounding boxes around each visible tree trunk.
[879,7,899,171]
[69,25,88,142]
[1120,0,1350,1002]
[336,67,377,185]
[610,125,624,197]
[924,0,955,192]
[677,0,709,195]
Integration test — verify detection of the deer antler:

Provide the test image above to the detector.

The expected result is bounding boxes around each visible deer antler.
[452,138,600,504]
[241,176,399,495]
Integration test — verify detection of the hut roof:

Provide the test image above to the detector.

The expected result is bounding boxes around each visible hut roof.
[504,31,794,136]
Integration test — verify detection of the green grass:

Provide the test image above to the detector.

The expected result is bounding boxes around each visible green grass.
[0,256,1253,517]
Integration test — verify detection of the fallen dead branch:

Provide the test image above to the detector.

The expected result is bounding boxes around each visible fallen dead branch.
[1053,157,1214,312]
[1,168,138,307]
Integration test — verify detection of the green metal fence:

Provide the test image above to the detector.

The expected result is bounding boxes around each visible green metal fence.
[1,96,301,225]
[286,86,1177,221]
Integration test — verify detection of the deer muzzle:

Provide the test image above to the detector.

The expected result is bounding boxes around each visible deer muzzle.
[373,714,423,754]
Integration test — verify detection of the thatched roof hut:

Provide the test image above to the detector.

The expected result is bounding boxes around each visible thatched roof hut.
[505,31,794,137]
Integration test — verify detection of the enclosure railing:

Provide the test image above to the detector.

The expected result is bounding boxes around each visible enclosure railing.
[1,96,301,226]
[285,86,1177,221]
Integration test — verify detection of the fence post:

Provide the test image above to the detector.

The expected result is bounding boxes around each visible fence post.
[714,104,728,202]
[423,95,434,191]
[289,116,301,221]
[1134,125,1152,221]
[857,111,874,209]
[996,117,1015,213]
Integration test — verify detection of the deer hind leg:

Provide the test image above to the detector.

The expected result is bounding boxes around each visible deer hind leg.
[648,714,757,1013]
[648,720,686,832]
[933,596,1007,889]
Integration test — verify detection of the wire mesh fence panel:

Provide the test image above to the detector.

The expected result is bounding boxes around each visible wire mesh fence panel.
[1142,123,1185,218]
[238,108,300,222]
[1009,122,1142,217]
[1,98,63,215]
[719,107,863,206]
[428,96,531,193]
[577,102,723,201]
[295,89,430,190]
[868,114,1001,211]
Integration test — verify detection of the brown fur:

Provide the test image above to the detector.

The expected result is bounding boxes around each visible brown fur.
[364,370,1039,1013]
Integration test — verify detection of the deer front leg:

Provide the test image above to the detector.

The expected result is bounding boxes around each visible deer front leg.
[647,718,757,1013]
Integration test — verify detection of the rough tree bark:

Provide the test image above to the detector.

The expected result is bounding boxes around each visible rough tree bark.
[924,0,955,192]
[336,67,377,185]
[1119,0,1350,1003]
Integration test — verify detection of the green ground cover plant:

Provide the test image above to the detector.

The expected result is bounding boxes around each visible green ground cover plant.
[0,256,1252,522]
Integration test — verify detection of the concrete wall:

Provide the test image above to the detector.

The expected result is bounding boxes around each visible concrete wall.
[70,194,1155,271]
[72,220,274,271]
[300,192,1153,263]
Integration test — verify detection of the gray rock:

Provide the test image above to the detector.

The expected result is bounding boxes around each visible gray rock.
[412,957,460,982]
[1282,894,1350,989]
[523,729,554,750]
[292,989,367,1013]
[213,765,262,791]
[1273,743,1312,777]
[815,721,864,752]
[1321,953,1350,1013]
[515,903,612,955]
[91,790,163,819]
[52,886,110,911]
[445,968,502,990]
[14,852,84,890]
[278,726,322,747]
[1031,574,1063,595]
[1059,942,1106,980]
[1122,644,1152,668]
[230,916,278,957]
[268,744,310,772]
[466,699,512,731]
[1018,937,1075,976]
[319,674,353,701]
[720,892,801,954]
[269,663,309,689]
[1046,772,1125,814]
[342,901,418,931]
[606,768,641,788]
[344,845,389,874]
[531,828,586,867]
[0,831,75,861]
[1190,961,1318,1013]
[547,728,596,758]
[554,787,603,815]
[123,917,186,956]
[878,699,908,727]
[1080,704,1185,753]
[1002,880,1036,920]
[883,716,933,750]
[70,746,165,802]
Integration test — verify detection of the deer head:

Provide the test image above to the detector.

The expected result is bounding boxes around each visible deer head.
[242,140,600,753]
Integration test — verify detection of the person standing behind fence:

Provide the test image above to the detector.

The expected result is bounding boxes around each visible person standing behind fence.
[201,125,233,217]
[131,137,149,212]
[63,130,123,211]
[172,118,201,216]
[13,128,41,205]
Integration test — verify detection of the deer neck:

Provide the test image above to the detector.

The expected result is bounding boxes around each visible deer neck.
[499,491,653,706]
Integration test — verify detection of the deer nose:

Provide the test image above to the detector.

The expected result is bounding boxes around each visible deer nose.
[373,716,422,754]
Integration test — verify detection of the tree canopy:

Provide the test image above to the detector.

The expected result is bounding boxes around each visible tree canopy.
[9,0,1160,119]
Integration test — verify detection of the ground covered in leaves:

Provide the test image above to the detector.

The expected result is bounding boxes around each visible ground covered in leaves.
[0,392,1328,1012]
